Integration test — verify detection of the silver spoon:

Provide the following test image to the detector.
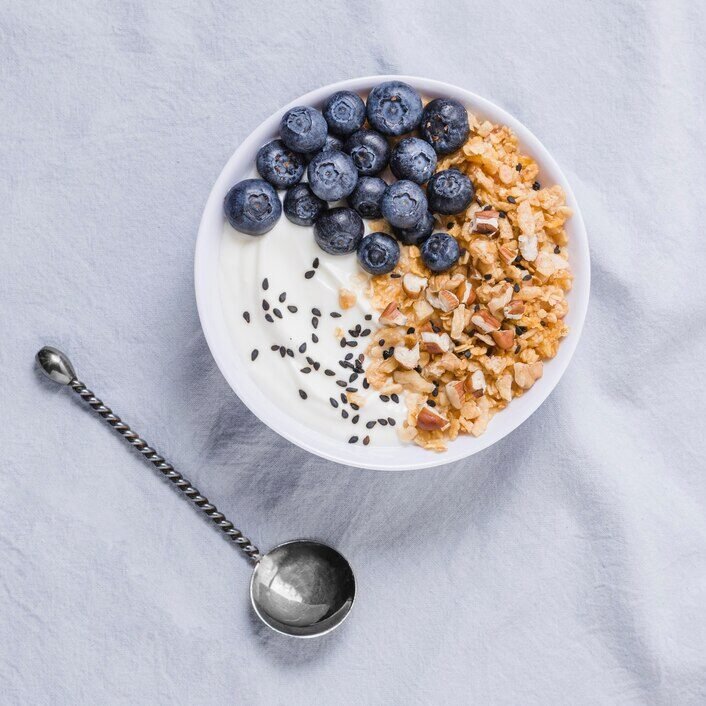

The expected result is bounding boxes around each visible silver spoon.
[36,346,355,638]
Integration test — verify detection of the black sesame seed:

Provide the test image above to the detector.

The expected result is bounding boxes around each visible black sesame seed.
[447,221,453,229]
[262,299,270,311]
[312,257,320,269]
[361,328,371,336]
[341,393,348,403]
[300,367,311,374]
[349,373,359,382]
[366,420,376,429]
[312,317,319,329]
[390,273,401,279]
[342,409,349,419]
[515,345,521,354]
[391,394,399,403]
[464,350,472,359]
[279,292,286,303]
[515,163,522,172]
[348,436,358,444]
[336,380,347,388]
[299,389,307,400]
[482,204,492,211]
[340,339,347,348]
[382,350,391,360]
[251,349,258,361]
[378,418,388,426]
[504,277,514,283]
[313,362,321,371]
[378,339,385,346]
[286,349,294,357]
[352,414,360,424]
[348,328,357,337]
[499,210,507,219]
[427,400,436,407]
[304,270,315,279]
[414,365,422,373]
[364,314,372,321]
[346,387,357,393]
[406,327,415,334]
[473,304,480,312]
[516,326,527,335]
[348,341,358,348]
[514,284,520,293]
[363,436,370,446]
[262,278,269,290]
[362,379,370,389]
[507,196,516,204]
[271,344,279,351]
[325,369,335,376]
[273,308,283,319]
[306,356,315,365]
[279,346,285,357]
[523,274,532,281]
[330,398,339,408]
[287,305,298,313]
[380,395,390,402]
[299,343,307,354]
[330,312,342,318]
[265,313,274,323]
[350,403,360,410]
[554,245,561,254]
[532,181,541,191]
[387,417,395,426]
[345,353,353,361]
[483,274,492,281]
[312,308,322,317]
[432,386,439,397]
[243,311,251,323]
[540,320,547,327]
[431,324,441,333]
[312,333,319,343]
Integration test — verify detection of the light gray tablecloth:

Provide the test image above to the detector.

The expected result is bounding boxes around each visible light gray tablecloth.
[2,1,705,704]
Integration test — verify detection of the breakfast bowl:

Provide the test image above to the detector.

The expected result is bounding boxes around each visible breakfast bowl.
[194,75,590,471]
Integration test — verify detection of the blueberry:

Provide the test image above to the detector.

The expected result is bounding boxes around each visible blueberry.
[366,81,423,136]
[304,134,344,161]
[420,232,460,272]
[344,129,391,176]
[380,180,428,229]
[393,210,434,245]
[279,106,328,153]
[420,98,470,155]
[307,149,358,201]
[357,232,400,275]
[314,207,364,255]
[348,176,387,219]
[389,137,437,183]
[223,179,281,236]
[283,183,328,226]
[256,139,305,189]
[427,169,474,214]
[323,91,366,137]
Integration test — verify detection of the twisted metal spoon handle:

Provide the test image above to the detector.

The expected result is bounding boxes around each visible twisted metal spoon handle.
[36,346,261,563]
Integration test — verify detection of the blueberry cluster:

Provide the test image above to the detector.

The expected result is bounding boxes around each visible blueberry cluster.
[223,81,472,274]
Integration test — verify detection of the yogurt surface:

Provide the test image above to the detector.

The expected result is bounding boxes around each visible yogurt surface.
[219,215,407,445]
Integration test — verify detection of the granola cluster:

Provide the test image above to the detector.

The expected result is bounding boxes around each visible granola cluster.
[362,114,573,451]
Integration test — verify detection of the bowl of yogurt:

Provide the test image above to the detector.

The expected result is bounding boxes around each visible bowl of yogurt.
[195,76,590,470]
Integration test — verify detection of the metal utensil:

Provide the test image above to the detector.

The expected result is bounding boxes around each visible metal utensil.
[36,346,355,638]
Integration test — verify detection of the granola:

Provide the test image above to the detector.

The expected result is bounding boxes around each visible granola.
[363,114,573,451]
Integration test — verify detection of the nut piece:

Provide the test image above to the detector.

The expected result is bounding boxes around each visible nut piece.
[413,299,434,324]
[471,209,499,235]
[379,302,407,326]
[339,288,357,310]
[491,329,515,350]
[456,281,476,306]
[393,343,420,370]
[464,370,486,397]
[503,299,525,320]
[394,369,434,393]
[445,380,466,409]
[470,310,501,333]
[421,331,453,354]
[402,273,428,297]
[498,245,517,264]
[518,232,538,262]
[416,406,450,431]
[513,361,543,389]
[437,289,460,313]
[450,304,466,341]
[488,283,513,320]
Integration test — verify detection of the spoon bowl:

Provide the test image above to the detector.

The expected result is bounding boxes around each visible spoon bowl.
[251,539,355,637]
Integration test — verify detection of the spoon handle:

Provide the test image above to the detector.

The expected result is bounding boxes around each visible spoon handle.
[36,346,261,562]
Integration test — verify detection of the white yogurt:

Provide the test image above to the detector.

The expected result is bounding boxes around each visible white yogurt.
[219,214,407,445]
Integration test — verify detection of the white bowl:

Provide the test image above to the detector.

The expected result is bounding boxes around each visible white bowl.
[195,75,590,471]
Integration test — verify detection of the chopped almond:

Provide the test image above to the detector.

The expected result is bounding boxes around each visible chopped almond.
[412,299,434,324]
[498,245,517,264]
[393,369,434,393]
[471,209,499,235]
[402,273,427,297]
[379,302,407,326]
[393,343,420,370]
[503,299,525,320]
[437,289,460,312]
[513,361,543,389]
[416,406,450,431]
[488,283,513,319]
[470,310,501,333]
[450,304,466,341]
[421,331,453,354]
[491,329,515,350]
[445,380,466,409]
[456,281,476,306]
